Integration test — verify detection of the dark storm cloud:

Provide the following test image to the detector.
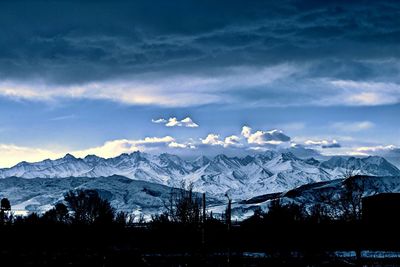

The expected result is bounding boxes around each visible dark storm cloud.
[1,0,400,85]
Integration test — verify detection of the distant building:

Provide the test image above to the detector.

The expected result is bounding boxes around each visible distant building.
[362,193,400,223]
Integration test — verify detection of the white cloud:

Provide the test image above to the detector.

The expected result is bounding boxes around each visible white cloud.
[0,144,63,168]
[0,80,222,107]
[347,92,391,106]
[304,140,329,146]
[224,135,242,147]
[151,118,167,124]
[168,142,196,149]
[304,139,341,148]
[165,118,180,127]
[168,142,186,148]
[165,117,199,128]
[247,146,269,152]
[201,134,243,148]
[73,136,176,158]
[317,144,400,160]
[330,80,400,106]
[153,117,199,128]
[180,117,199,128]
[332,121,375,132]
[139,136,175,144]
[293,135,355,143]
[241,126,252,138]
[201,126,291,150]
[1,66,400,108]
[241,126,290,145]
[0,65,294,107]
[73,139,141,158]
[355,145,398,153]
[201,134,225,146]
[0,135,198,167]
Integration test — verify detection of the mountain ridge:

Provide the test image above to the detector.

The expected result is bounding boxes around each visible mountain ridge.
[0,151,399,199]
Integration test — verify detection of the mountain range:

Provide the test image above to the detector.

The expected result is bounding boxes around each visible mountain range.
[0,151,399,202]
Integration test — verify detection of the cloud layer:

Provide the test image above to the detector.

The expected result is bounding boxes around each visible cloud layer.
[0,124,397,168]
[0,1,400,107]
[305,139,341,149]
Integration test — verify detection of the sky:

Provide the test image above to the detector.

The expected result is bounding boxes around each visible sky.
[0,0,399,167]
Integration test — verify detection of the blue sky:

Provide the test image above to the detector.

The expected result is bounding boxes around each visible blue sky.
[0,0,399,167]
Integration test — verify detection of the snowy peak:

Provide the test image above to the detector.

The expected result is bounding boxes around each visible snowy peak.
[320,155,400,177]
[253,151,278,164]
[192,156,211,169]
[213,154,240,167]
[278,152,299,162]
[240,155,255,166]
[83,154,102,164]
[62,153,76,160]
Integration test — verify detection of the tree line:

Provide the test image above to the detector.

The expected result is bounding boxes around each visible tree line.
[0,173,376,228]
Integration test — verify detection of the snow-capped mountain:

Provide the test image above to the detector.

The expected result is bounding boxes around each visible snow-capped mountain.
[320,156,400,177]
[0,151,399,200]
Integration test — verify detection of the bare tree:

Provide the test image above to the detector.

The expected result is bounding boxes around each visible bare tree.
[314,168,378,221]
[163,182,202,225]
[313,189,341,220]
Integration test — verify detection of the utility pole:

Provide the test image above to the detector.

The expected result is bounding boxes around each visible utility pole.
[225,194,232,266]
[225,194,232,231]
[202,193,206,223]
[202,193,206,245]
[201,193,206,263]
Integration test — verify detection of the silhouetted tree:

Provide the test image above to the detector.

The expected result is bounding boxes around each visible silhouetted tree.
[163,182,202,225]
[114,211,136,227]
[339,176,365,221]
[314,169,378,221]
[64,190,115,225]
[308,203,331,223]
[24,213,41,225]
[264,199,305,224]
[137,214,146,225]
[151,212,172,227]
[42,203,69,224]
[241,207,264,226]
[0,198,12,225]
[1,198,11,211]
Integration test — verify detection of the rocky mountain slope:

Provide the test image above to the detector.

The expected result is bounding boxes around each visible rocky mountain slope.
[224,175,400,220]
[0,175,221,217]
